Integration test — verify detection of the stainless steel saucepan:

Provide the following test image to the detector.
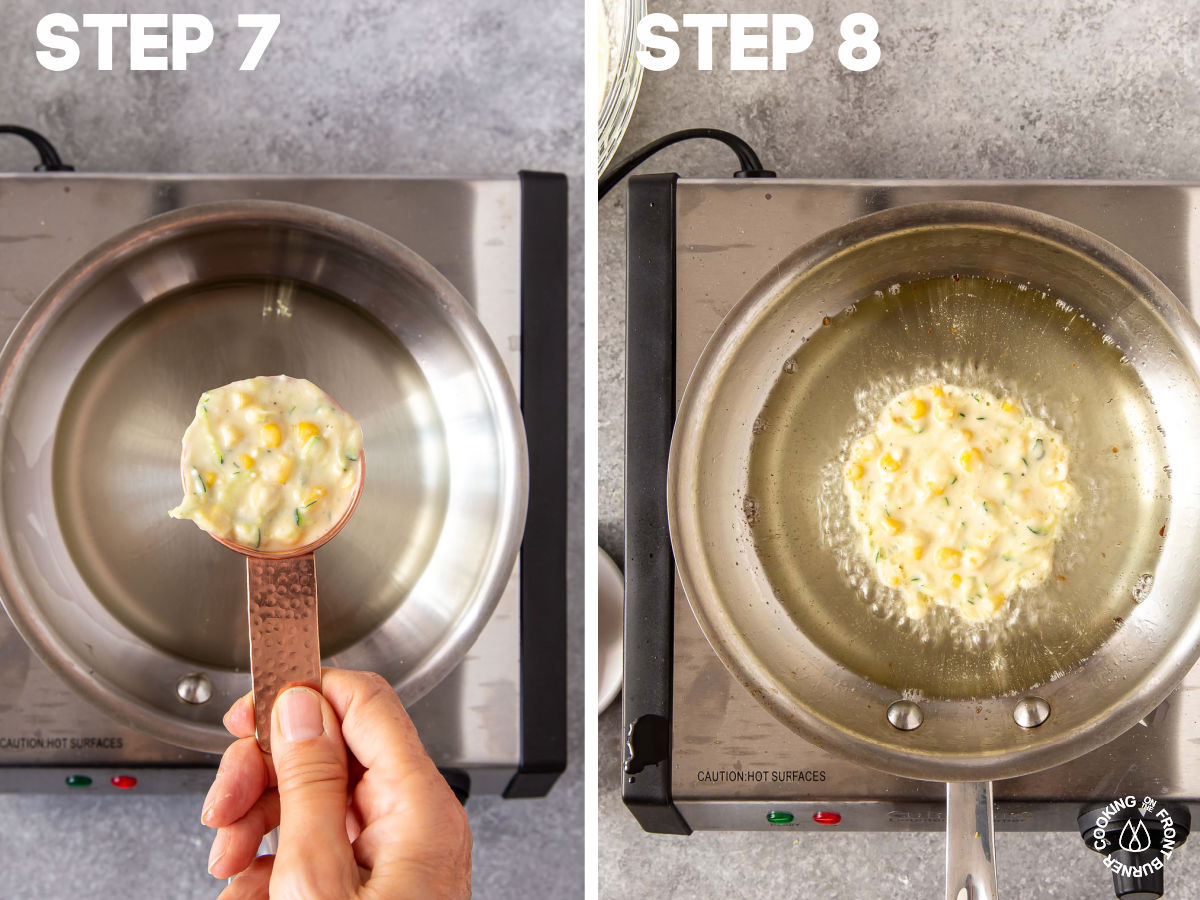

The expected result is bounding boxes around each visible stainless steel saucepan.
[0,200,528,753]
[668,202,1200,898]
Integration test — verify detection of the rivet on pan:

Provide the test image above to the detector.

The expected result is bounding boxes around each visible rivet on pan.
[1013,696,1050,728]
[887,699,923,731]
[176,672,213,705]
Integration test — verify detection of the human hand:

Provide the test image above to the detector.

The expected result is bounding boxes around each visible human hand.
[201,668,472,899]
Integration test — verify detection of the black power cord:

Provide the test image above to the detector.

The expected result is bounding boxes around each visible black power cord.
[0,125,74,172]
[599,127,773,199]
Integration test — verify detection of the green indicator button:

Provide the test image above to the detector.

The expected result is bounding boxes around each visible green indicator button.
[65,774,93,788]
[766,811,793,825]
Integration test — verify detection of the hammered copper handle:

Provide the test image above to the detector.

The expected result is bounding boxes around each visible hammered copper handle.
[247,554,323,753]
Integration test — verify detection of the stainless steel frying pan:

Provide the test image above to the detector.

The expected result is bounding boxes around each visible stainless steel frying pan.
[668,202,1200,897]
[0,200,528,753]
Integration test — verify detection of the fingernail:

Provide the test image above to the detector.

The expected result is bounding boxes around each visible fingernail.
[200,780,219,825]
[207,829,228,875]
[277,687,323,743]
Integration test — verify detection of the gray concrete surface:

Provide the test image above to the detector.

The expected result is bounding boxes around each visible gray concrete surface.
[0,1,582,898]
[600,1,1200,897]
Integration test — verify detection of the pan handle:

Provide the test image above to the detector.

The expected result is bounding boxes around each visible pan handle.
[946,780,998,900]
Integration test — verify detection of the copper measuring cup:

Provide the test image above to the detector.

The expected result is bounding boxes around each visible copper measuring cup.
[179,398,364,753]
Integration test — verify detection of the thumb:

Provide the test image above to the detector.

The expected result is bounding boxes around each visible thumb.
[269,686,358,892]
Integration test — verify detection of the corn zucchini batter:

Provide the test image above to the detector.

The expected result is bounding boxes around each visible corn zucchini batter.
[169,375,362,552]
[843,383,1075,621]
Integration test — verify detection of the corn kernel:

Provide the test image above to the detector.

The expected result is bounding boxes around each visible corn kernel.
[218,423,241,448]
[934,402,955,422]
[203,471,216,488]
[852,436,880,462]
[985,594,1006,613]
[846,462,864,481]
[883,516,903,536]
[238,453,255,470]
[912,545,924,561]
[249,480,277,510]
[260,423,282,448]
[889,575,902,587]
[192,510,221,535]
[1042,459,1068,485]
[272,520,300,544]
[305,487,326,505]
[272,454,293,484]
[908,397,928,419]
[879,452,902,472]
[950,573,963,588]
[296,421,320,444]
[924,480,945,497]
[1000,399,1016,413]
[964,548,986,570]
[959,448,981,473]
[960,429,974,442]
[231,391,249,410]
[233,522,257,547]
[937,547,962,570]
[930,385,945,398]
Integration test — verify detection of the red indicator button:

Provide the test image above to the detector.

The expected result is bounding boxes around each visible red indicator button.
[812,811,841,826]
[110,775,138,790]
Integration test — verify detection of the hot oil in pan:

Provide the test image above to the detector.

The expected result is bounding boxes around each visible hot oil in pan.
[53,278,449,670]
[746,274,1169,700]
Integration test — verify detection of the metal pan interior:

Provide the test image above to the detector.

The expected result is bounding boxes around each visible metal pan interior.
[747,273,1164,700]
[54,278,447,670]
[669,203,1200,780]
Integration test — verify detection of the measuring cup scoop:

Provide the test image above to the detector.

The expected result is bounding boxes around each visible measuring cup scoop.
[174,378,365,753]
[206,451,362,753]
